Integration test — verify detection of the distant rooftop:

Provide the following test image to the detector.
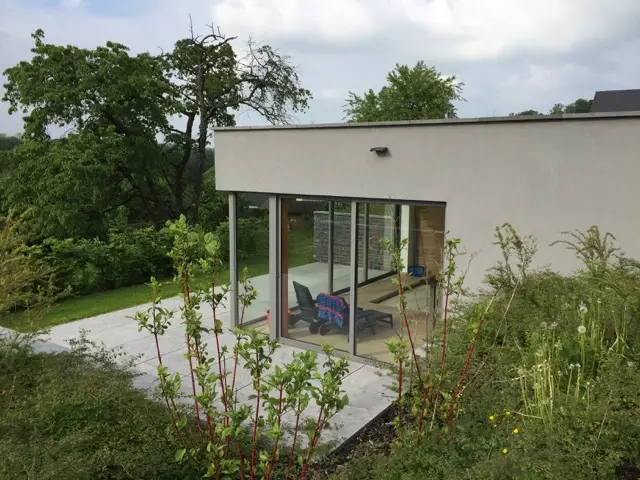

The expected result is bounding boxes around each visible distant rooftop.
[591,89,640,113]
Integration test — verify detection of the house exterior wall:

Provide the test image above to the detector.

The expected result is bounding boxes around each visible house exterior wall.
[215,114,640,291]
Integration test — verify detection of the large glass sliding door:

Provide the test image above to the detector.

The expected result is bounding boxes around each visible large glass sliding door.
[279,197,351,353]
[275,195,445,363]
[353,202,445,362]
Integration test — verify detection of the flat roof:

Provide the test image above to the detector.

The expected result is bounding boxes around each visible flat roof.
[214,110,640,132]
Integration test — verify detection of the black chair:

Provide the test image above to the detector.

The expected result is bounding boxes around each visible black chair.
[292,281,328,333]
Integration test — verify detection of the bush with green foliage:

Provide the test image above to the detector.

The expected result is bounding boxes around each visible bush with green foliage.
[0,211,59,316]
[325,224,640,480]
[214,216,269,262]
[132,215,350,479]
[28,227,174,296]
[0,334,202,480]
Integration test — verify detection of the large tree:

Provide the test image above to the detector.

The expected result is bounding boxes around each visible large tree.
[2,27,310,238]
[163,26,311,222]
[344,61,464,122]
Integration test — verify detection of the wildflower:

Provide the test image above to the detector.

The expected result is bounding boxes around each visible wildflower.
[489,415,495,421]
[577,325,586,335]
[579,302,588,314]
[505,411,511,416]
[493,424,497,428]
[502,448,508,454]
[513,428,519,434]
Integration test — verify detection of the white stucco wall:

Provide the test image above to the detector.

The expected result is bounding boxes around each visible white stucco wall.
[215,113,640,290]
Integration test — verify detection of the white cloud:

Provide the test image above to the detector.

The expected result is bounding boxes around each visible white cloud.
[211,0,640,61]
[318,88,345,100]
[502,63,592,93]
[0,0,639,132]
[60,0,85,8]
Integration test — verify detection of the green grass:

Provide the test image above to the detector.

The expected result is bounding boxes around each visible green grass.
[0,338,202,480]
[0,226,315,332]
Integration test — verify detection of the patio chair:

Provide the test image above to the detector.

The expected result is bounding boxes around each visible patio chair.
[292,281,328,333]
[315,293,393,337]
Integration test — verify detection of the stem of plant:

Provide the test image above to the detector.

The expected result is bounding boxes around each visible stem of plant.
[237,442,246,480]
[265,386,285,480]
[287,400,302,477]
[298,406,325,479]
[444,314,487,434]
[250,373,261,477]
[424,258,453,437]
[210,282,231,434]
[395,270,423,385]
[185,334,203,439]
[397,358,403,402]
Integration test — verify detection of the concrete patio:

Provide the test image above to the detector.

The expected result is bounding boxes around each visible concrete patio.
[28,262,397,453]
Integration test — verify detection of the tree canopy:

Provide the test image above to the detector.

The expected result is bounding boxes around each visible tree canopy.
[344,61,464,122]
[510,98,592,116]
[1,28,311,239]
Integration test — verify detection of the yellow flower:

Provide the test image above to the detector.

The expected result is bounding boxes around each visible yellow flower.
[492,424,497,428]
[505,411,511,416]
[513,428,519,434]
[489,415,495,421]
[502,448,508,454]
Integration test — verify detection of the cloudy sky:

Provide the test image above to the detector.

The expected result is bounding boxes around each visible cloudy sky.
[1,0,639,134]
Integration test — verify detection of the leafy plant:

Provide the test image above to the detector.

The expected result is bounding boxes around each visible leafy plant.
[134,215,350,479]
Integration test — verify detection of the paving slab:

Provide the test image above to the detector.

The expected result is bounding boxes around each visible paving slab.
[10,263,395,454]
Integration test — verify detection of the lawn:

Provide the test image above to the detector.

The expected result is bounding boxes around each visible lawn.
[0,227,315,332]
[0,338,202,480]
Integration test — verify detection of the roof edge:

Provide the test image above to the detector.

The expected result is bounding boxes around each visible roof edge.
[214,111,640,132]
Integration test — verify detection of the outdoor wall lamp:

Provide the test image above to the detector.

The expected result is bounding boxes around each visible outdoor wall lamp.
[370,146,389,156]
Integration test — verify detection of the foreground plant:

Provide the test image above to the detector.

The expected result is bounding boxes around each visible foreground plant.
[134,215,350,479]
[383,232,481,445]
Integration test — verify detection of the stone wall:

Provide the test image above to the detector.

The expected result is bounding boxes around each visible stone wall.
[313,211,394,270]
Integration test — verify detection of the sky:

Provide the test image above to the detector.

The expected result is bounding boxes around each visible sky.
[1,0,639,135]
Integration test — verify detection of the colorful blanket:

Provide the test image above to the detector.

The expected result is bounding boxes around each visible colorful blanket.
[316,293,349,328]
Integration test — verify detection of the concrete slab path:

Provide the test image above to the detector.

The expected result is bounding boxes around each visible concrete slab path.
[23,263,395,452]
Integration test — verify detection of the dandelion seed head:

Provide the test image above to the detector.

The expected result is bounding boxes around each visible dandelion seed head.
[579,302,588,314]
[577,325,587,335]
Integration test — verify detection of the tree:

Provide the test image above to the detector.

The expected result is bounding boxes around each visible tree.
[510,97,593,117]
[0,134,21,151]
[509,109,543,116]
[344,61,464,122]
[163,24,311,222]
[2,27,311,238]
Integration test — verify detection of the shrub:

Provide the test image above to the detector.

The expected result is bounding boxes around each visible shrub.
[0,211,59,316]
[131,215,350,479]
[0,335,202,480]
[214,216,269,262]
[328,224,640,480]
[31,227,173,296]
